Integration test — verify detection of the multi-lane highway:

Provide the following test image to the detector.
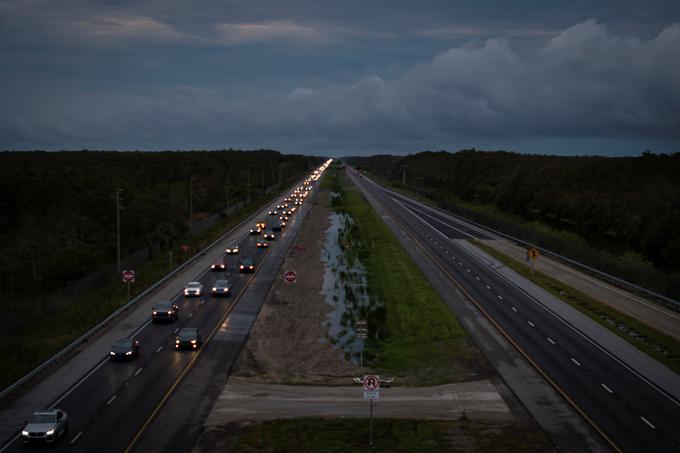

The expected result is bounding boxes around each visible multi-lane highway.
[348,167,680,453]
[0,162,331,453]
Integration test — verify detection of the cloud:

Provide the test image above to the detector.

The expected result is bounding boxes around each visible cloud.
[85,14,184,41]
[2,19,679,153]
[213,20,337,46]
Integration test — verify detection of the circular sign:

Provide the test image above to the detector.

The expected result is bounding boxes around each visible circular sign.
[122,270,135,283]
[363,375,380,391]
[284,270,297,284]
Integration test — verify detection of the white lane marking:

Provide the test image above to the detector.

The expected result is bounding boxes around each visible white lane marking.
[134,367,142,376]
[475,276,480,280]
[200,299,205,305]
[601,383,613,394]
[106,394,117,405]
[571,358,582,367]
[466,268,471,273]
[188,312,194,318]
[173,328,179,334]
[451,256,455,260]
[70,431,83,444]
[156,346,163,353]
[640,416,656,429]
[511,306,518,312]
[445,251,448,254]
[485,285,491,290]
[547,337,555,345]
[458,262,463,266]
[528,321,535,327]
[497,295,503,300]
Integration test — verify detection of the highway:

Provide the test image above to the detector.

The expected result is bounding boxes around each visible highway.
[0,166,327,453]
[348,167,680,453]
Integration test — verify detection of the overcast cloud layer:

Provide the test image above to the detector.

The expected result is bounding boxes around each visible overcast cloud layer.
[1,1,679,155]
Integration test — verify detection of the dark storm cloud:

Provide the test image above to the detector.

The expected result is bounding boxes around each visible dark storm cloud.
[1,1,679,154]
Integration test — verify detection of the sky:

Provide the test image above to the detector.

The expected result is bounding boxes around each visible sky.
[1,0,679,157]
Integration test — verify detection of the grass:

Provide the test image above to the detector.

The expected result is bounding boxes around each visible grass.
[228,418,551,453]
[0,186,293,393]
[329,166,491,384]
[473,240,680,374]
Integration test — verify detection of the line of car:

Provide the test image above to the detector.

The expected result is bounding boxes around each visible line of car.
[19,160,333,446]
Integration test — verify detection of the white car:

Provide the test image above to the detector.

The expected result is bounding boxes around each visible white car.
[21,409,68,444]
[184,281,203,296]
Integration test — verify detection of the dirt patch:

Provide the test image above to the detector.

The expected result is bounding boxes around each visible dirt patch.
[230,189,360,385]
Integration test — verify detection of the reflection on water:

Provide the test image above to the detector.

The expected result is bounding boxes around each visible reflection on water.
[320,212,373,364]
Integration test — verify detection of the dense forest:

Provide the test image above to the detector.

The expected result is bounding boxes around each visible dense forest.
[347,150,680,275]
[0,150,321,298]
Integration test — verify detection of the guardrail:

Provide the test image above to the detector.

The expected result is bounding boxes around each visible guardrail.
[0,179,303,401]
[370,172,680,312]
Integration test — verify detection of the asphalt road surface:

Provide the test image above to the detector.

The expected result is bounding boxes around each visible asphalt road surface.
[348,167,680,453]
[1,176,321,453]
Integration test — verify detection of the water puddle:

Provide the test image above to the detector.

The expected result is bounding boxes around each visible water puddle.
[320,212,373,363]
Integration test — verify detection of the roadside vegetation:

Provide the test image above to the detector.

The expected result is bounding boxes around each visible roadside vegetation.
[228,417,551,452]
[347,150,680,300]
[473,241,680,374]
[327,164,492,384]
[0,153,314,392]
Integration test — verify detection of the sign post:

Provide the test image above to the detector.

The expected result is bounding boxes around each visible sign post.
[122,270,135,302]
[356,320,368,368]
[363,374,380,447]
[284,270,297,284]
[527,248,540,274]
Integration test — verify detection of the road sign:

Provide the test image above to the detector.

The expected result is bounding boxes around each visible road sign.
[284,270,297,284]
[363,374,380,391]
[528,248,540,260]
[122,270,135,283]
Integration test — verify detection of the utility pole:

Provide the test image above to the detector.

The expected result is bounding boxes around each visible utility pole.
[225,174,230,214]
[261,170,264,194]
[279,166,283,185]
[189,177,194,234]
[402,165,408,186]
[116,188,122,274]
[247,169,251,202]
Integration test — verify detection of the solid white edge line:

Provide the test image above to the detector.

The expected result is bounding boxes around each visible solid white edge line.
[601,383,613,394]
[106,394,117,405]
[70,431,83,444]
[640,416,656,429]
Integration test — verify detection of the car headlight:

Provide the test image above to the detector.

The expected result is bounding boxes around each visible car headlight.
[191,339,197,344]
[240,265,244,269]
[176,339,180,344]
[167,311,172,315]
[110,351,115,355]
[153,311,157,315]
[22,430,29,436]
[184,290,189,294]
[46,429,54,436]
[212,287,217,291]
[125,351,132,355]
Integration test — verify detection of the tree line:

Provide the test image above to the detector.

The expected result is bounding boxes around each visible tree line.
[0,150,321,299]
[347,150,680,274]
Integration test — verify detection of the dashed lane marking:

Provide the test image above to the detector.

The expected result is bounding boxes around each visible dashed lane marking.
[70,431,83,445]
[571,358,582,367]
[528,321,535,327]
[601,383,613,394]
[134,368,142,376]
[188,312,194,318]
[106,394,117,405]
[497,295,503,300]
[640,416,656,429]
[156,346,163,353]
[547,337,555,345]
[511,306,518,312]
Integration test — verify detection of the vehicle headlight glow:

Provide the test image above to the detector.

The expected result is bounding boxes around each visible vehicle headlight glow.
[22,430,29,436]
[191,339,197,344]
[176,339,180,344]
[167,311,172,315]
[153,311,157,315]
[46,429,54,436]
[125,351,132,355]
[110,351,115,355]
[212,287,217,291]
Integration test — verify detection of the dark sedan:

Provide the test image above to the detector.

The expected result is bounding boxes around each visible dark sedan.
[152,301,179,323]
[211,279,231,296]
[239,260,255,273]
[110,339,140,361]
[175,328,203,350]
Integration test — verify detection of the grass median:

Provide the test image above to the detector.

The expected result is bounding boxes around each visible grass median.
[227,417,550,453]
[473,240,680,375]
[330,166,492,385]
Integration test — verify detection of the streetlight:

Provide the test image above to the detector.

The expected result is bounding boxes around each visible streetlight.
[189,177,196,234]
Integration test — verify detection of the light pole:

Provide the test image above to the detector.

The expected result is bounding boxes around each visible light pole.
[247,169,251,202]
[116,188,122,274]
[225,174,230,214]
[189,177,195,234]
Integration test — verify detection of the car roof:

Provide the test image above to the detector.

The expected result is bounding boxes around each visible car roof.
[33,410,58,415]
[188,281,201,285]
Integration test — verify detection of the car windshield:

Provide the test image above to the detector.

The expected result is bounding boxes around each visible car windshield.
[114,340,132,348]
[29,414,55,424]
[187,283,200,288]
[156,302,172,310]
[215,280,229,287]
[178,330,197,340]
